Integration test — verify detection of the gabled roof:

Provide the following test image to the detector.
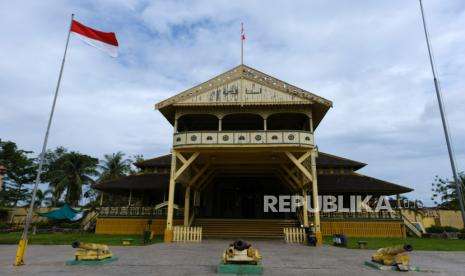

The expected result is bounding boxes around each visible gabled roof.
[155,64,333,129]
[135,152,366,170]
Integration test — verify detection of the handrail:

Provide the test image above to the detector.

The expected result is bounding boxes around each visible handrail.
[401,214,423,237]
[97,206,184,217]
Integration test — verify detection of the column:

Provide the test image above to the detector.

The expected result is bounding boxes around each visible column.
[218,118,222,131]
[128,190,132,206]
[165,150,177,242]
[302,187,309,227]
[184,186,191,226]
[264,118,267,131]
[174,118,178,133]
[310,148,322,245]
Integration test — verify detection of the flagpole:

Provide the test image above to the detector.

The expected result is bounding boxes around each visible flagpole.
[241,22,244,64]
[418,0,465,224]
[14,13,74,266]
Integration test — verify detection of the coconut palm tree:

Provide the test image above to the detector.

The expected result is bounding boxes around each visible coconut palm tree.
[98,152,131,182]
[25,188,52,209]
[95,152,132,206]
[49,152,99,206]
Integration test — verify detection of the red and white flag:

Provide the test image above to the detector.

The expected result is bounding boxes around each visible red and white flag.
[71,19,119,57]
[241,23,245,40]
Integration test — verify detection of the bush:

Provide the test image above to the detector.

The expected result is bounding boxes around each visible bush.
[426,225,461,233]
[0,209,9,221]
[443,226,461,232]
[0,222,11,229]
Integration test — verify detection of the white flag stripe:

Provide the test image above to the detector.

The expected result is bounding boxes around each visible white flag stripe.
[73,32,118,57]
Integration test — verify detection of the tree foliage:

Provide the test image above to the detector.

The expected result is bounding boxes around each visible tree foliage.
[431,173,465,209]
[98,152,131,182]
[46,151,99,206]
[0,139,36,207]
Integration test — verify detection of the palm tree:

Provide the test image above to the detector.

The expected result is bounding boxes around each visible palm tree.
[25,189,52,209]
[97,152,131,206]
[49,152,99,206]
[98,152,131,182]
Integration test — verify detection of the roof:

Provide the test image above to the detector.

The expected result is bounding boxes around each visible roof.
[155,64,333,129]
[135,154,171,169]
[93,173,169,192]
[317,152,366,170]
[94,172,412,196]
[317,173,413,195]
[136,152,366,170]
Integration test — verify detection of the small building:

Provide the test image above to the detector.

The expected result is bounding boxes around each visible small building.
[94,65,412,241]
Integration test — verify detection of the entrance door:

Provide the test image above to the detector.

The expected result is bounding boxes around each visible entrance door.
[201,175,290,219]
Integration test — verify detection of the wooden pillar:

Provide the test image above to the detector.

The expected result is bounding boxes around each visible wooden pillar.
[184,186,191,226]
[165,149,177,242]
[165,151,199,242]
[128,190,132,206]
[99,192,104,206]
[310,148,322,245]
[302,187,309,227]
[174,118,178,133]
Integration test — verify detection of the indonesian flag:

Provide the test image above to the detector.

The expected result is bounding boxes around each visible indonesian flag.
[241,23,245,40]
[71,19,119,57]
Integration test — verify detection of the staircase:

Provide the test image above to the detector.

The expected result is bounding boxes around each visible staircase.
[402,215,423,238]
[194,218,299,239]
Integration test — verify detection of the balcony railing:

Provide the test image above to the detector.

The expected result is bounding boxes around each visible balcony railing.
[98,206,183,218]
[173,130,313,147]
[310,211,401,221]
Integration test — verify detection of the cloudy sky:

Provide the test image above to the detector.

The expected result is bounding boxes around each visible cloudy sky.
[1,0,464,205]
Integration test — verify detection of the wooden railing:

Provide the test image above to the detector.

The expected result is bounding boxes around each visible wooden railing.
[173,226,202,242]
[98,207,183,218]
[310,211,402,221]
[401,214,423,237]
[283,227,306,244]
[173,130,314,147]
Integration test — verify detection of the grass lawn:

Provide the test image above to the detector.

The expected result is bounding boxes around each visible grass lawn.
[323,236,465,251]
[0,232,163,246]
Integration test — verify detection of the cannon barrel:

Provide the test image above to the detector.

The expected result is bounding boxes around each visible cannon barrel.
[71,240,109,251]
[376,244,413,255]
[233,240,250,251]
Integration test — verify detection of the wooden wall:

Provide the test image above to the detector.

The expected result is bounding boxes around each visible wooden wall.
[96,218,183,235]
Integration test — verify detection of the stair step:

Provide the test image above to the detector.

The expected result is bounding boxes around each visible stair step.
[194,219,299,239]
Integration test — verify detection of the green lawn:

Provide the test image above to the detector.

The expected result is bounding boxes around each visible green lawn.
[323,236,465,251]
[0,232,163,246]
[1,233,465,251]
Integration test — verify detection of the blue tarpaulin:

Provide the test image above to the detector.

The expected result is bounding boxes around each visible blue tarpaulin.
[39,204,84,221]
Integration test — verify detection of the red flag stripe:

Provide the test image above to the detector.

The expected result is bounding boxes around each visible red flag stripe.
[71,20,118,46]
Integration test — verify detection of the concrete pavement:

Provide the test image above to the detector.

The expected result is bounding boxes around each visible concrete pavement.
[1,240,464,275]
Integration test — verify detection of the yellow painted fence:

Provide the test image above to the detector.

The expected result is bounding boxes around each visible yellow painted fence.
[96,218,183,235]
[321,221,405,237]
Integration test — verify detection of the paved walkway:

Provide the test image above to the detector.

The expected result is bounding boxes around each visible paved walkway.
[1,240,464,275]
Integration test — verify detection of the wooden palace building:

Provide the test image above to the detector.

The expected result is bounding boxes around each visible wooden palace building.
[94,65,413,243]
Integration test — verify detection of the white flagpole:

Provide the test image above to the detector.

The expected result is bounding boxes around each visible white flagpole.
[241,22,244,64]
[418,0,465,224]
[14,13,75,266]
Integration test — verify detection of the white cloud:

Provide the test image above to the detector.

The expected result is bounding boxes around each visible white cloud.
[1,0,465,205]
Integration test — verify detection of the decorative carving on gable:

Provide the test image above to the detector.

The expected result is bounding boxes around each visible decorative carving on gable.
[175,79,310,105]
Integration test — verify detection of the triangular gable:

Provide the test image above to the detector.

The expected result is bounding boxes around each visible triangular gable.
[155,64,332,109]
[175,78,312,105]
